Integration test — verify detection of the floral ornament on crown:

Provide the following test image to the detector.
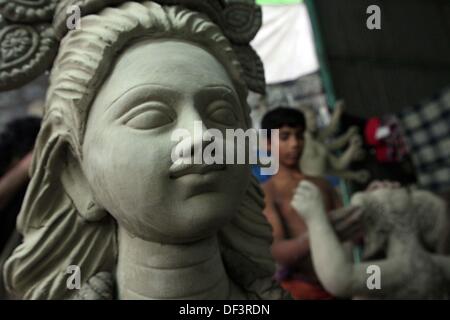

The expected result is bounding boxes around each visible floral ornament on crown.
[0,0,265,94]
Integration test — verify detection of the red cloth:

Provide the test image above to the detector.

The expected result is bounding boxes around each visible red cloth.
[365,117,390,162]
[365,117,381,147]
[365,116,408,163]
[281,279,334,300]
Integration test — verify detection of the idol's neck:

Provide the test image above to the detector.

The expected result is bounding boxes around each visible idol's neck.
[115,226,243,299]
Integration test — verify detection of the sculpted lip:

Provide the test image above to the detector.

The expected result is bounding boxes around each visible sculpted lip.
[169,161,226,179]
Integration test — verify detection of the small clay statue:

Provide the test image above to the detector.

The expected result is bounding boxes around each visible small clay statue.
[299,101,369,183]
[2,0,289,300]
[291,180,450,299]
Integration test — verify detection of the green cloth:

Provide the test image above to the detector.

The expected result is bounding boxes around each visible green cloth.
[256,0,303,5]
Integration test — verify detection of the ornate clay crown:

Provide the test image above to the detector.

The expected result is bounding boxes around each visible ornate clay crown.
[0,0,265,93]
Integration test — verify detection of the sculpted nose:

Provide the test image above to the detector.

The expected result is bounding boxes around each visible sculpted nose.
[178,135,212,160]
[171,112,215,163]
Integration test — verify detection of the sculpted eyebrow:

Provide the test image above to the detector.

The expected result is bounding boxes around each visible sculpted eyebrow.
[195,85,239,102]
[200,85,235,94]
[106,84,179,113]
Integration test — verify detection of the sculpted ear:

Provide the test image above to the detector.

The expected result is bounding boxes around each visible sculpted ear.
[60,148,106,222]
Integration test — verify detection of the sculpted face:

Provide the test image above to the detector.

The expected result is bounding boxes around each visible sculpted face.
[81,39,250,243]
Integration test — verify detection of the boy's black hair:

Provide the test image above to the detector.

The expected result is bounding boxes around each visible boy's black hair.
[261,107,305,139]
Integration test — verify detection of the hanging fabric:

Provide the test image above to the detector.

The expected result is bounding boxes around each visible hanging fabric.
[251,1,319,84]
[397,87,450,193]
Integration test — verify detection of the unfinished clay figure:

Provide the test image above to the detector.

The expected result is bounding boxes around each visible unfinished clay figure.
[2,1,288,300]
[291,180,450,299]
[299,101,369,183]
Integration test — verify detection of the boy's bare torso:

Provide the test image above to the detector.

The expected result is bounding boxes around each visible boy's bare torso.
[263,170,340,280]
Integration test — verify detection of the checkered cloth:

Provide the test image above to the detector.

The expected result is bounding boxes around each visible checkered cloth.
[397,87,450,193]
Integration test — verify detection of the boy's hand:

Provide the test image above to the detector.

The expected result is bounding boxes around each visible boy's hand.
[329,206,364,242]
[291,180,325,221]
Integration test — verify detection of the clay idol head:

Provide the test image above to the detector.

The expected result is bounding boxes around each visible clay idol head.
[4,1,286,299]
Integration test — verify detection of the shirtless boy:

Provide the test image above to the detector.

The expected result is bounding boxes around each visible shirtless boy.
[261,107,361,299]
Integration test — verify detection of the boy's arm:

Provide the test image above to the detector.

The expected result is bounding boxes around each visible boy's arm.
[270,233,310,267]
[262,181,284,242]
[292,181,406,298]
[304,177,363,243]
[330,181,343,209]
[291,181,355,295]
[262,181,311,266]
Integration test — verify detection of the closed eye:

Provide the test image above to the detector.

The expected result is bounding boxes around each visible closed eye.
[206,101,238,126]
[120,102,175,130]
